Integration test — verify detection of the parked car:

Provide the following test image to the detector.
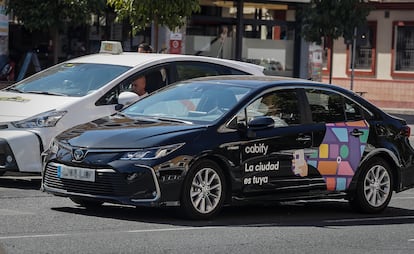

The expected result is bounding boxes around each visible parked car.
[0,41,264,175]
[42,75,414,219]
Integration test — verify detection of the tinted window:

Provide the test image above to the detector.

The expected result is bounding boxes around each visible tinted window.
[344,98,364,121]
[305,89,364,123]
[175,62,248,81]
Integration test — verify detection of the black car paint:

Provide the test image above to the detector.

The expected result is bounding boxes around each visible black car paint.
[42,78,414,213]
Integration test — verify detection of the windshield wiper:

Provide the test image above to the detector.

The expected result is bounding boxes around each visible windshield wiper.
[6,87,23,93]
[25,91,67,96]
[152,116,193,124]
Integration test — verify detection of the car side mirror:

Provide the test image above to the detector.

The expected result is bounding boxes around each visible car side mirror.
[247,116,275,130]
[245,116,275,138]
[117,91,139,110]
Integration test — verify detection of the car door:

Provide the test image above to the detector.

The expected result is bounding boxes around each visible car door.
[303,88,370,192]
[238,88,320,195]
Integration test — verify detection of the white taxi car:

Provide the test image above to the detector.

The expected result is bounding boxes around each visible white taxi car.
[0,41,264,175]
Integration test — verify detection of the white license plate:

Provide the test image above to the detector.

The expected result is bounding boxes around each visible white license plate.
[57,165,95,182]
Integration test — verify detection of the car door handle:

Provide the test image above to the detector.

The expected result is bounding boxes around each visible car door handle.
[296,135,312,142]
[350,128,364,137]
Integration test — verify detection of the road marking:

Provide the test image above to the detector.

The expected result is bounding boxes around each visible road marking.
[1,218,414,240]
[0,227,222,240]
[0,233,68,240]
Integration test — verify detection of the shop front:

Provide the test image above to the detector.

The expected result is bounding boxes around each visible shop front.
[181,0,310,78]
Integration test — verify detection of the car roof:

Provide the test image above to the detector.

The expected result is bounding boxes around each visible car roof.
[185,75,370,98]
[184,75,334,89]
[184,75,381,115]
[67,52,265,74]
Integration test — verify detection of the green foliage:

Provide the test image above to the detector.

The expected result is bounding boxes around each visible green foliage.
[300,0,372,44]
[5,0,107,31]
[107,0,200,33]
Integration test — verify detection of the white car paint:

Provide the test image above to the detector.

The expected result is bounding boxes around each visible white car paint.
[0,49,264,173]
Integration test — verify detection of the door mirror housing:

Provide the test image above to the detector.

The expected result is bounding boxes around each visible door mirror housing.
[247,116,275,130]
[117,91,139,110]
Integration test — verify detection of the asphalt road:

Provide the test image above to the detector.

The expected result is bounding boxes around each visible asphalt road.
[1,176,414,254]
[1,112,414,254]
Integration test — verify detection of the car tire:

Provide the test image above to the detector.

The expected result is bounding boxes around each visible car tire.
[70,197,103,209]
[180,159,226,220]
[349,157,393,213]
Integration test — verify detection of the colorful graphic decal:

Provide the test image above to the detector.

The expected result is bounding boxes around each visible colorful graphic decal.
[292,149,308,177]
[292,120,369,191]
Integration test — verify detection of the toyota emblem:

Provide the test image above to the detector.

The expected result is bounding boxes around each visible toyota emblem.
[73,149,85,161]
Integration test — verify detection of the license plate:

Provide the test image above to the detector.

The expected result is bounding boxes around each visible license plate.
[57,165,95,182]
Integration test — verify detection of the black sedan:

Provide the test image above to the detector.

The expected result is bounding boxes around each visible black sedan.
[42,76,414,219]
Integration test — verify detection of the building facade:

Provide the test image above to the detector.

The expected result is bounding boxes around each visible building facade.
[323,1,414,109]
[7,0,414,110]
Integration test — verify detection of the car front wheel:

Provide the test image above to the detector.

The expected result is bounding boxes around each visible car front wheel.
[180,159,226,220]
[349,157,393,213]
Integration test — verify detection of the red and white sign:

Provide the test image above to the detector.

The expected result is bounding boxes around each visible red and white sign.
[169,33,182,54]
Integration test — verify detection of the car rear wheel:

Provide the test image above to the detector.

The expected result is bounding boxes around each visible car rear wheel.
[349,157,393,213]
[70,197,103,209]
[180,159,226,220]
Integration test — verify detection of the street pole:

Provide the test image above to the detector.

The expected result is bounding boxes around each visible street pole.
[350,26,357,91]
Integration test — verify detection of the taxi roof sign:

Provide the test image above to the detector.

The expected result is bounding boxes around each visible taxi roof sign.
[100,41,123,54]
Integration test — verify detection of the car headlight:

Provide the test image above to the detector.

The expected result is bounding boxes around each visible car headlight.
[12,110,67,128]
[120,143,185,160]
[50,139,60,154]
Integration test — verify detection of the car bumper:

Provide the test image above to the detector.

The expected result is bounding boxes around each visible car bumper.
[0,130,42,173]
[42,162,163,206]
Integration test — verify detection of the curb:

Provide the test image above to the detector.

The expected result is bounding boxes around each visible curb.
[383,108,414,115]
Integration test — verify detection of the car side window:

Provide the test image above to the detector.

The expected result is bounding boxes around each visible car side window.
[176,63,220,81]
[344,98,364,121]
[305,89,364,123]
[238,89,301,127]
[96,67,168,106]
[175,62,249,81]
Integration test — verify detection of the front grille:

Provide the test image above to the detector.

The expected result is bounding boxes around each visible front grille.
[43,163,128,196]
[0,154,5,165]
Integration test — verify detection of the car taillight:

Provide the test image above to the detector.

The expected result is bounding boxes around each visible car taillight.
[400,125,411,138]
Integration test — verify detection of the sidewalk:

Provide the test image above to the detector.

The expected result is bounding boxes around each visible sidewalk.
[383,108,414,116]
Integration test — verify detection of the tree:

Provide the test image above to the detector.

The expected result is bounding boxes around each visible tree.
[6,0,107,64]
[107,0,200,52]
[299,0,371,83]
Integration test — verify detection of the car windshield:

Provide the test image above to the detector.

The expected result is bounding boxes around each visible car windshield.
[122,82,252,123]
[7,63,131,97]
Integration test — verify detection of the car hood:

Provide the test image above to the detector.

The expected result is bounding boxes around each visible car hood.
[58,115,206,149]
[0,91,79,122]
